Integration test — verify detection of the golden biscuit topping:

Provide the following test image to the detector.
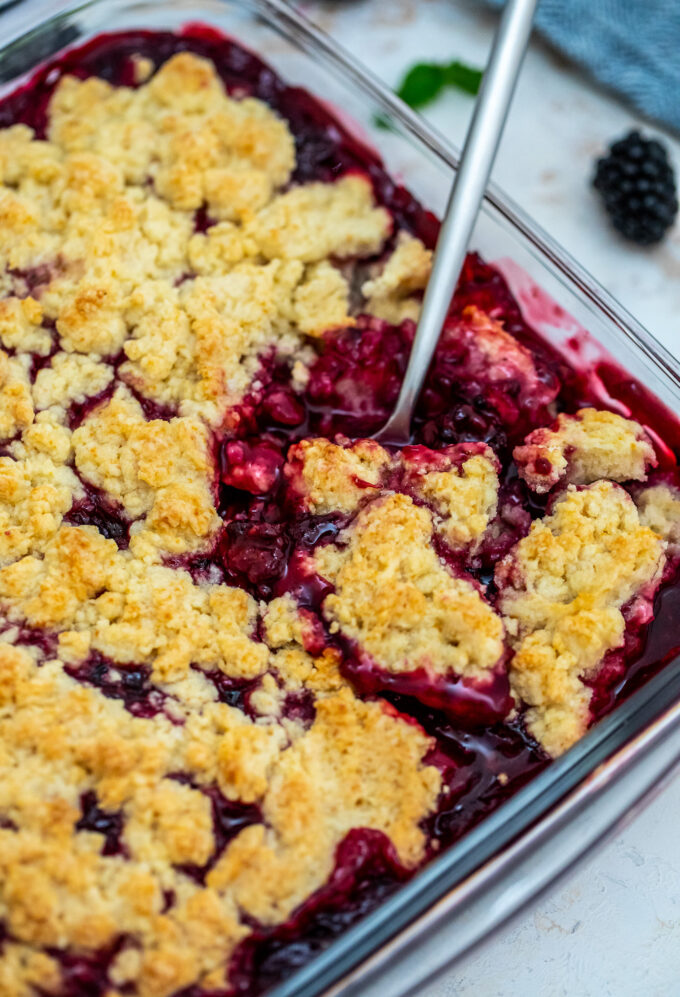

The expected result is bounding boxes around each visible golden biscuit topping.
[32,351,114,413]
[637,483,680,549]
[0,522,268,687]
[207,688,440,925]
[400,443,499,549]
[72,388,219,555]
[497,481,665,755]
[514,408,656,494]
[48,54,295,213]
[262,594,347,698]
[362,232,432,323]
[293,261,354,337]
[0,596,439,995]
[247,175,391,263]
[285,437,392,514]
[0,296,50,354]
[0,54,391,425]
[316,493,505,680]
[0,445,80,567]
[0,350,33,439]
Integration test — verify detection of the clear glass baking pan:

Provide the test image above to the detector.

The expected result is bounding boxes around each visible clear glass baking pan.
[2,2,680,995]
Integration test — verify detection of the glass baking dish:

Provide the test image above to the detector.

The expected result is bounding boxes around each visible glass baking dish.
[2,1,680,995]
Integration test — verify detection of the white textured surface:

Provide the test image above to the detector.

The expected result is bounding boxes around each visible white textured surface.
[2,1,680,992]
[298,1,680,994]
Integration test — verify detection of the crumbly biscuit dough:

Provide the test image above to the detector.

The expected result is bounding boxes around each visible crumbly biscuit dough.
[497,482,665,755]
[515,408,656,494]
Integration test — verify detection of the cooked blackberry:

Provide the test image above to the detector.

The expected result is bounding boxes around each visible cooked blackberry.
[593,129,678,245]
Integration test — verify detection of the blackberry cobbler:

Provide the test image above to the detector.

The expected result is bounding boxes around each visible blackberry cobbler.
[1,26,680,997]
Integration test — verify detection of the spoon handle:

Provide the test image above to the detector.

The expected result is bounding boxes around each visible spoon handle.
[376,0,539,443]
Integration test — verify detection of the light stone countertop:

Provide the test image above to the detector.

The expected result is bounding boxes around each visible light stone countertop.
[299,2,680,995]
[1,1,679,994]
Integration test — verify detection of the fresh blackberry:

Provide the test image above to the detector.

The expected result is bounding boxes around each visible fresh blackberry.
[593,130,678,245]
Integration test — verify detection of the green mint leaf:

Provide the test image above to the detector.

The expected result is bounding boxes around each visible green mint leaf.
[397,63,447,109]
[373,111,393,130]
[374,57,483,129]
[391,58,483,113]
[444,60,483,96]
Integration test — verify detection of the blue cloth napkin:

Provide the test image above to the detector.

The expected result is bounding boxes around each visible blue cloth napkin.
[488,0,680,133]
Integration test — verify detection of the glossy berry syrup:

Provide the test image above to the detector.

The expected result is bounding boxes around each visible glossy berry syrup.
[2,25,680,997]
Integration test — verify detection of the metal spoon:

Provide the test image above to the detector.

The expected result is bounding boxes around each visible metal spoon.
[375,0,539,444]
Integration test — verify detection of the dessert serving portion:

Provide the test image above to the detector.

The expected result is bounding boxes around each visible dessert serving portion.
[0,24,680,997]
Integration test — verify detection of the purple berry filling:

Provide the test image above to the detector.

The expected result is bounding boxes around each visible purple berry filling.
[64,653,170,720]
[166,777,262,884]
[76,791,126,857]
[65,480,131,549]
[47,938,127,997]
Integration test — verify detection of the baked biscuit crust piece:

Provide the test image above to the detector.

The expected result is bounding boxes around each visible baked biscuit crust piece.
[636,483,680,549]
[514,408,656,494]
[400,443,500,550]
[497,481,665,756]
[316,493,506,682]
[361,232,432,323]
[284,437,392,515]
[0,53,389,423]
